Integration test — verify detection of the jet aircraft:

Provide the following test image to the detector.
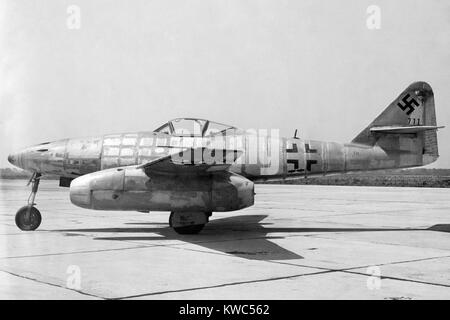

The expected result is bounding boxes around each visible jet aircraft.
[7,82,444,234]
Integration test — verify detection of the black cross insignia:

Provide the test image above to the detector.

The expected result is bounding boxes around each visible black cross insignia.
[305,143,317,153]
[286,142,303,173]
[306,160,317,171]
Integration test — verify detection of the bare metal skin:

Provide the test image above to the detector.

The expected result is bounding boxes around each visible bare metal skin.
[8,82,444,234]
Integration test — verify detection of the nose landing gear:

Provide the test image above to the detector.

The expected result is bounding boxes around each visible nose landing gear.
[15,172,42,231]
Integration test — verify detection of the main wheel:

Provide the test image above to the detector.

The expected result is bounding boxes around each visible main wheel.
[173,224,205,235]
[15,206,42,231]
[169,212,206,234]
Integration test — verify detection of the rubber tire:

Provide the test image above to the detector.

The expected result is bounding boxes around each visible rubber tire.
[15,206,42,231]
[173,224,205,235]
[169,212,206,234]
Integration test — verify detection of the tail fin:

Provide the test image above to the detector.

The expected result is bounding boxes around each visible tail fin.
[352,81,443,166]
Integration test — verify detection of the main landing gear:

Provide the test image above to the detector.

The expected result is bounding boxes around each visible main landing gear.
[169,211,212,234]
[15,172,42,231]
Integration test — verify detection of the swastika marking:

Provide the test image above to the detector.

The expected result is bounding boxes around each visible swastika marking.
[397,93,419,116]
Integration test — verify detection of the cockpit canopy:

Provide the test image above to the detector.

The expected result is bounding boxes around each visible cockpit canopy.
[153,118,237,137]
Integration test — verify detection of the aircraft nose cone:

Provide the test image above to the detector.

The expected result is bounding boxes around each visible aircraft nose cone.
[7,152,22,168]
[8,151,25,169]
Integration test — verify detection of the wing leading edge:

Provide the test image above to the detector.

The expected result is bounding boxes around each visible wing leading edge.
[137,147,243,176]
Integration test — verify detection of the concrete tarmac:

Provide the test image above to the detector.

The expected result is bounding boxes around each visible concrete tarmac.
[0,179,449,299]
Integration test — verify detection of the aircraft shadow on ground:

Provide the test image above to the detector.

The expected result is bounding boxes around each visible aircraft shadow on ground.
[56,215,450,261]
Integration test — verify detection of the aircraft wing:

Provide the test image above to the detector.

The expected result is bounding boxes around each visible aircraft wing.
[137,147,243,176]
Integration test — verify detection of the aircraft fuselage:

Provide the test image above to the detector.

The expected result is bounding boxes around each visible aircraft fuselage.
[8,130,426,182]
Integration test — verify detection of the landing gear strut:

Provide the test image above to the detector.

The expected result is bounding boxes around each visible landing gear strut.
[15,172,42,231]
[169,211,211,235]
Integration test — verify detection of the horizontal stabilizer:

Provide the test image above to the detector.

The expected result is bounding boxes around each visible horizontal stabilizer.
[370,125,444,134]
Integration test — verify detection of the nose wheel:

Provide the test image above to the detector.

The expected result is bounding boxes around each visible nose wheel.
[15,172,42,231]
[15,206,41,231]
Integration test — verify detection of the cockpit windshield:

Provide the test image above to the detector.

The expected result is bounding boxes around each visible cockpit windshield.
[153,118,237,137]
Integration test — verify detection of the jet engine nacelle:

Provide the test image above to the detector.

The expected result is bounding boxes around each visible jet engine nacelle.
[70,166,254,212]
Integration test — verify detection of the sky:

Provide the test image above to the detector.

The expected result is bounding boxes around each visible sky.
[0,0,449,168]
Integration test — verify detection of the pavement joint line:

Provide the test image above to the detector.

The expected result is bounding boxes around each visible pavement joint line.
[0,244,156,260]
[0,268,106,299]
[269,254,450,288]
[113,253,450,299]
[0,231,309,260]
[0,228,375,261]
[0,231,293,259]
[305,233,450,252]
[340,269,450,289]
[271,253,450,272]
[134,237,450,287]
[1,224,447,259]
[113,269,336,300]
[160,237,450,273]
[2,237,450,299]
[91,230,345,251]
[0,230,345,298]
[105,234,450,289]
